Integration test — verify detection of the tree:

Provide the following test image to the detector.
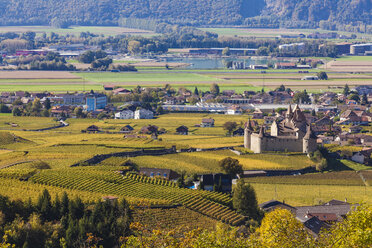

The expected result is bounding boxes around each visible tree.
[317,71,328,80]
[361,93,368,105]
[343,84,350,96]
[36,189,52,221]
[348,93,360,103]
[293,90,311,104]
[255,208,313,247]
[317,205,372,247]
[232,180,260,220]
[210,83,220,95]
[128,40,141,54]
[222,47,230,56]
[219,157,243,176]
[0,104,10,113]
[194,87,199,96]
[276,84,285,92]
[12,107,22,116]
[31,98,42,114]
[223,121,238,136]
[74,107,85,118]
[44,98,51,110]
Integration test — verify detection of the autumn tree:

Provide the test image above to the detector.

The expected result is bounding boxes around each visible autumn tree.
[219,157,243,176]
[210,83,220,95]
[223,121,238,136]
[232,180,260,220]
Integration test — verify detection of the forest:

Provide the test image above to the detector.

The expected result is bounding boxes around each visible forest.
[0,0,370,28]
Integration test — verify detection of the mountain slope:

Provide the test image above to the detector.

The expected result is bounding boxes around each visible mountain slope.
[0,0,370,26]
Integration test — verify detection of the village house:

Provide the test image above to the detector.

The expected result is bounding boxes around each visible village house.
[83,125,101,133]
[119,125,134,134]
[134,109,154,119]
[351,148,372,164]
[252,109,264,119]
[176,125,188,135]
[112,88,131,95]
[226,105,242,115]
[201,118,215,127]
[349,125,363,133]
[199,174,232,193]
[274,62,297,69]
[103,85,116,91]
[115,110,134,119]
[260,199,355,236]
[140,125,159,134]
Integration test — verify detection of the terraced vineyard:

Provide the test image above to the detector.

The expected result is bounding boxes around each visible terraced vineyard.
[133,206,218,232]
[29,167,245,225]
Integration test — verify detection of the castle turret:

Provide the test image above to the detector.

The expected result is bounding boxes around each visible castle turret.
[244,119,253,149]
[255,125,266,153]
[271,120,279,136]
[286,104,293,120]
[303,125,317,153]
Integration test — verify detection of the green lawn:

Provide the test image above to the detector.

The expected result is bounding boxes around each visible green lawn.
[0,25,157,37]
[75,72,223,83]
[0,84,102,92]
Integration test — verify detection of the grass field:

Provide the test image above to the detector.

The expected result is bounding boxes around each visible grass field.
[0,25,157,37]
[75,72,223,83]
[200,27,372,41]
[252,183,372,206]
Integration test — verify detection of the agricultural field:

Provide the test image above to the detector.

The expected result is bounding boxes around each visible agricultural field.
[132,206,218,232]
[251,183,372,206]
[199,27,372,41]
[0,114,370,219]
[130,151,315,174]
[0,25,157,37]
[0,69,369,93]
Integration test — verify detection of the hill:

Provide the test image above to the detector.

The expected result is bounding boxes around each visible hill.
[0,0,370,27]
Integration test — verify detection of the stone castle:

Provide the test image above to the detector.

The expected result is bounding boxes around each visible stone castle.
[244,105,317,154]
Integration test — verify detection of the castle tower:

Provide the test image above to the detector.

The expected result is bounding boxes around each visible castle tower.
[303,125,317,154]
[286,104,293,120]
[255,125,266,153]
[244,119,253,149]
[271,120,279,136]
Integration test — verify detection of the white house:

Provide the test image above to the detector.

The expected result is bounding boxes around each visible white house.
[115,110,134,119]
[134,109,154,119]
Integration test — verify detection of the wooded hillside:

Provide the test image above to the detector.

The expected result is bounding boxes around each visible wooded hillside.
[0,0,370,27]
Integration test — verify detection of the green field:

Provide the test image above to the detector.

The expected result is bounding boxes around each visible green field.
[0,25,157,37]
[75,72,223,83]
[200,27,372,41]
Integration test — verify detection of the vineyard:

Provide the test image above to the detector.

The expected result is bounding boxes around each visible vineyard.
[132,206,218,232]
[244,171,365,186]
[28,167,245,225]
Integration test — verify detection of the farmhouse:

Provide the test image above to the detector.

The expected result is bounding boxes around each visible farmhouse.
[176,125,188,135]
[244,105,317,154]
[84,125,101,133]
[201,118,215,127]
[119,125,134,134]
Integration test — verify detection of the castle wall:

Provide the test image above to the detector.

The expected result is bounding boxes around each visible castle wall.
[250,135,304,153]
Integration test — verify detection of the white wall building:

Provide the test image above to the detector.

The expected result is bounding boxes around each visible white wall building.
[115,110,134,119]
[134,109,154,119]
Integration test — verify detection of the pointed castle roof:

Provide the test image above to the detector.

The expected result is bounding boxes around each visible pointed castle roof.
[258,125,266,138]
[304,125,317,140]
